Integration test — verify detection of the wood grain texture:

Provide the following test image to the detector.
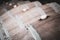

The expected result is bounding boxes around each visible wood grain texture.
[1,2,60,40]
[32,4,60,40]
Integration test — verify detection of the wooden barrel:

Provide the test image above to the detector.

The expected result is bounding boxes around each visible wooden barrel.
[1,1,42,40]
[32,2,60,40]
[1,2,60,40]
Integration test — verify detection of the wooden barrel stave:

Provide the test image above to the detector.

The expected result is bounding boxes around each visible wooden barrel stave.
[1,2,60,40]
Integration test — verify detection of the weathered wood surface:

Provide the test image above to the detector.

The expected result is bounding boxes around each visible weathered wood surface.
[1,1,42,40]
[1,2,60,40]
[0,1,31,16]
[32,3,60,40]
[1,1,42,25]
